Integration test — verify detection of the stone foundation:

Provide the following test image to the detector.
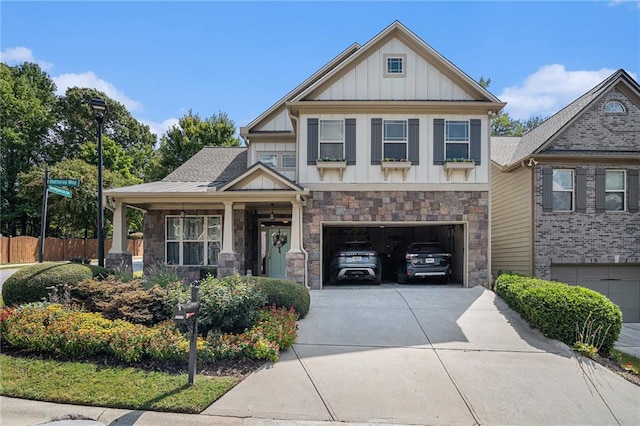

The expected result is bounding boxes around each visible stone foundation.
[286,251,307,286]
[218,252,241,277]
[106,252,133,274]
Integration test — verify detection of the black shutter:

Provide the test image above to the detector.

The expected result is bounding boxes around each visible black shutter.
[307,118,318,165]
[595,169,606,212]
[433,118,445,165]
[575,168,587,212]
[408,119,419,164]
[470,119,481,165]
[371,118,382,165]
[345,118,356,165]
[542,168,553,212]
[628,169,639,212]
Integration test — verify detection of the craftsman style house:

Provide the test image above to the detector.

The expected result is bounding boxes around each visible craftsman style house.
[105,21,505,289]
[491,69,640,322]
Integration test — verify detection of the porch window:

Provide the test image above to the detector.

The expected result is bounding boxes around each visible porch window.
[445,120,470,160]
[383,120,407,160]
[166,215,222,265]
[319,119,344,159]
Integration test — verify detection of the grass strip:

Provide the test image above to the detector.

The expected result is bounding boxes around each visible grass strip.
[610,349,640,374]
[0,354,238,413]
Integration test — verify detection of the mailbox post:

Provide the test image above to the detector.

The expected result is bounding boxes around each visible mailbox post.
[173,281,200,385]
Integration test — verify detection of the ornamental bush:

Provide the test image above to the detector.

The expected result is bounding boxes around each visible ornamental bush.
[1,262,100,307]
[252,277,310,318]
[494,273,622,354]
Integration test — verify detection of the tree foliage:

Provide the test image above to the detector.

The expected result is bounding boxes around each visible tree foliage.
[147,110,241,180]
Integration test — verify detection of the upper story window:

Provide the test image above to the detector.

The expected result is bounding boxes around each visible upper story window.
[258,154,278,168]
[445,120,470,160]
[605,170,626,211]
[166,215,221,266]
[282,153,296,169]
[383,120,408,160]
[319,119,344,159]
[604,101,625,113]
[552,169,574,211]
[383,54,406,77]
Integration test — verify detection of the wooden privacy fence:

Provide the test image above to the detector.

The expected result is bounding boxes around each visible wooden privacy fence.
[0,236,143,264]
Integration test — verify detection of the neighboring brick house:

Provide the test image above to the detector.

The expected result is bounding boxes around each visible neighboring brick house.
[105,21,505,289]
[491,69,640,322]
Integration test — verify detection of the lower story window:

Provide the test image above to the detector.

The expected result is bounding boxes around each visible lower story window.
[166,215,222,265]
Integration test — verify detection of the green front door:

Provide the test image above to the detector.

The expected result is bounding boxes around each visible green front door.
[268,227,290,279]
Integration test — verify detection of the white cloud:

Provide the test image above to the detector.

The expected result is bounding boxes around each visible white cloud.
[499,65,623,120]
[0,46,53,70]
[53,71,143,112]
[140,117,179,141]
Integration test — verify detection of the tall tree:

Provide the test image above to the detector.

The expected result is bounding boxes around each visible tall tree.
[0,62,57,235]
[147,110,241,180]
[52,87,156,181]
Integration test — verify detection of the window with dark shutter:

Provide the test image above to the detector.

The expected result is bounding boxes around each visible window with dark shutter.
[371,118,382,165]
[307,118,318,165]
[408,119,419,164]
[575,168,586,212]
[470,119,481,165]
[345,118,356,165]
[629,169,639,212]
[542,168,553,212]
[595,169,606,212]
[433,118,445,165]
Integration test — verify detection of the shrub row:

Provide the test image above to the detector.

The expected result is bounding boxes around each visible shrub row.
[0,303,298,363]
[494,273,622,354]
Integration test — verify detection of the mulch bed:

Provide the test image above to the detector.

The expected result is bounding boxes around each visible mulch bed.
[589,353,640,387]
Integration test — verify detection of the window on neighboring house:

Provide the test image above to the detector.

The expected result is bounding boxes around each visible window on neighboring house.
[604,101,625,113]
[258,154,277,168]
[384,54,406,77]
[319,119,344,159]
[282,154,296,168]
[166,215,222,266]
[605,170,626,211]
[445,120,470,160]
[382,120,407,160]
[553,169,574,211]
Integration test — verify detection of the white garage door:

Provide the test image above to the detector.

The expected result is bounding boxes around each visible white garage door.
[551,265,640,323]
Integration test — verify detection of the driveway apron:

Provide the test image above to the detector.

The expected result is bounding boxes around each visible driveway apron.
[205,285,640,425]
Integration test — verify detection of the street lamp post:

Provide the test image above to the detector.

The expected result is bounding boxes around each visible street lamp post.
[89,98,108,267]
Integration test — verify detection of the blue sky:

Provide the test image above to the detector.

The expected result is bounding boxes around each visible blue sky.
[2,1,639,138]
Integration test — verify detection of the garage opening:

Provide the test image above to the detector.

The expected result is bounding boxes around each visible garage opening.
[322,222,465,286]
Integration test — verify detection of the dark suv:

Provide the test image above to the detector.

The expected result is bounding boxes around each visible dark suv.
[328,241,382,285]
[396,242,452,284]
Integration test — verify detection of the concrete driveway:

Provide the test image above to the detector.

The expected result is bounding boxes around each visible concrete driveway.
[205,285,640,425]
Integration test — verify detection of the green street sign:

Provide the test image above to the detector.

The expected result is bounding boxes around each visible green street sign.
[48,178,79,187]
[48,185,72,198]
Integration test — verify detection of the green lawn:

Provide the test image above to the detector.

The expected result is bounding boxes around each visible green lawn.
[0,355,239,413]
[610,349,640,374]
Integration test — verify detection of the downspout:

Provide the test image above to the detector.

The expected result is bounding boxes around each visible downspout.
[296,194,309,289]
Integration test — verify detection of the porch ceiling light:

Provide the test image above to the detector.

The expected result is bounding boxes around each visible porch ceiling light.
[270,203,275,220]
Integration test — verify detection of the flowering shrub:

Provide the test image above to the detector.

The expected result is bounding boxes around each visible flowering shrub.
[208,306,298,362]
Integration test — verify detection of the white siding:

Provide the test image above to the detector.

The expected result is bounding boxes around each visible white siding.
[491,164,533,278]
[255,107,293,132]
[298,113,489,185]
[315,38,473,101]
[248,141,297,182]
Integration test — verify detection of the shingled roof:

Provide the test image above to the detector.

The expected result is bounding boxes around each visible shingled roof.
[162,147,248,183]
[496,69,636,169]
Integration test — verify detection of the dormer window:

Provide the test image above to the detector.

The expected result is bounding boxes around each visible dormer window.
[604,101,625,113]
[384,54,406,77]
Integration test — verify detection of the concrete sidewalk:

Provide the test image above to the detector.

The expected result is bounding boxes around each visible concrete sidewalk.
[2,286,639,425]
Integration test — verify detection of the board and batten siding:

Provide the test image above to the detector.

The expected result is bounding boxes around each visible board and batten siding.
[254,107,294,132]
[491,163,533,278]
[314,38,473,102]
[249,140,297,181]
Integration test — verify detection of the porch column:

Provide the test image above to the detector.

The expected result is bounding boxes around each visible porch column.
[289,200,301,252]
[106,201,132,272]
[221,201,234,253]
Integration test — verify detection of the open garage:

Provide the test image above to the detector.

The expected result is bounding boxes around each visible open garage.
[321,222,466,286]
[551,264,640,323]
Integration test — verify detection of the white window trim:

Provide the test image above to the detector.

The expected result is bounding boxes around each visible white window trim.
[604,100,626,113]
[382,119,408,160]
[281,153,297,169]
[318,119,345,160]
[165,215,222,266]
[258,153,278,168]
[383,53,406,78]
[445,120,470,161]
[605,169,626,211]
[553,169,574,212]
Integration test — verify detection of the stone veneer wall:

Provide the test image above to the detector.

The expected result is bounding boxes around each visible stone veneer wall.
[533,164,640,279]
[143,208,245,281]
[303,190,489,289]
[532,90,640,278]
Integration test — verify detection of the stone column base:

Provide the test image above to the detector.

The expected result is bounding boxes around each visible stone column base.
[106,252,133,274]
[286,251,306,286]
[217,252,240,277]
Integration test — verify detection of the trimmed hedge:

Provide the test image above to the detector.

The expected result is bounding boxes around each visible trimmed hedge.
[1,262,111,307]
[494,273,622,354]
[252,277,310,318]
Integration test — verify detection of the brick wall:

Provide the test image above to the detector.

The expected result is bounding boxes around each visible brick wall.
[303,190,489,289]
